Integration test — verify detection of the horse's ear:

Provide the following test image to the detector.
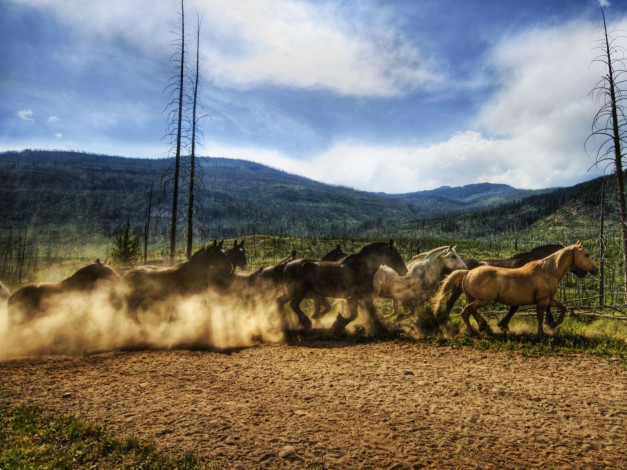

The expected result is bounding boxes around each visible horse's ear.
[212,240,217,246]
[233,240,238,247]
[96,258,101,265]
[449,243,454,249]
[240,240,244,248]
[389,239,394,246]
[336,244,341,250]
[576,240,582,247]
[219,240,224,248]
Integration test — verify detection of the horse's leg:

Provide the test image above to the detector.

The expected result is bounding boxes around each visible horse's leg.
[361,299,387,335]
[312,297,332,320]
[289,296,313,330]
[544,306,556,325]
[547,298,568,329]
[459,304,478,336]
[535,304,546,336]
[383,298,399,319]
[461,298,492,336]
[438,285,462,324]
[497,305,518,332]
[332,299,358,333]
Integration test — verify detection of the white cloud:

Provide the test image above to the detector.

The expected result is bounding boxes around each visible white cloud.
[13,0,441,98]
[48,116,60,123]
[599,1,611,8]
[17,109,34,121]
[204,15,627,193]
[55,133,63,138]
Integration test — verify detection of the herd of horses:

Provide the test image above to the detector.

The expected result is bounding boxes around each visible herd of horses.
[2,239,598,337]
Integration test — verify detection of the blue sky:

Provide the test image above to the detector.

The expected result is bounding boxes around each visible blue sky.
[1,0,626,193]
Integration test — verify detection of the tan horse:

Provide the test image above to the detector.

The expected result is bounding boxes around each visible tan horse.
[431,241,598,335]
[8,259,119,325]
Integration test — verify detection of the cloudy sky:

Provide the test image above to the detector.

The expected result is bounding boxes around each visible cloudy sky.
[1,0,626,193]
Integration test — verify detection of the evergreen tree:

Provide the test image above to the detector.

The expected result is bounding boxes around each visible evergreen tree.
[112,220,141,266]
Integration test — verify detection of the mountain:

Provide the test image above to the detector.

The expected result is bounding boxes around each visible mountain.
[395,183,554,207]
[0,150,549,242]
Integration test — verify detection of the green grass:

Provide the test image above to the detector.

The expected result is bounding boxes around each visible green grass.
[0,405,209,469]
[284,314,627,363]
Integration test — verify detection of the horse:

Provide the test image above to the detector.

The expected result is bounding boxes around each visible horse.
[120,242,234,322]
[224,240,247,271]
[373,244,466,322]
[7,259,119,325]
[431,241,598,336]
[0,281,10,302]
[311,245,349,322]
[230,250,297,304]
[440,244,564,330]
[280,240,407,334]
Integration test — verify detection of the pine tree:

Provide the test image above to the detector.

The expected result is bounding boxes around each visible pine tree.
[112,220,141,266]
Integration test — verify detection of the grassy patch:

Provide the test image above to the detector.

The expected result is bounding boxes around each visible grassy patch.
[0,405,209,469]
[284,316,627,363]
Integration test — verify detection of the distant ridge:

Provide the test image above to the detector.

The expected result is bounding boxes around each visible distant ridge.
[0,149,592,241]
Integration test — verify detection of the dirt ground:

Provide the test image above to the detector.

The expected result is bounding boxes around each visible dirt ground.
[1,339,625,469]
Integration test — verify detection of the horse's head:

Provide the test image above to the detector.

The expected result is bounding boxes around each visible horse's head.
[321,245,348,262]
[225,240,248,270]
[67,259,120,289]
[570,241,598,278]
[439,244,467,272]
[189,245,234,280]
[381,240,408,276]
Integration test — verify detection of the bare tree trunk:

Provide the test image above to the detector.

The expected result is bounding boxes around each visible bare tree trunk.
[144,180,154,265]
[186,15,201,260]
[599,181,605,307]
[170,0,186,265]
[601,11,627,299]
[589,9,627,300]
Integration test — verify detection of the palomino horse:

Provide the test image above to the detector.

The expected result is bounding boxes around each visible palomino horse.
[121,242,233,322]
[280,240,407,333]
[440,244,564,330]
[225,240,248,271]
[373,244,466,322]
[431,241,598,336]
[8,259,119,325]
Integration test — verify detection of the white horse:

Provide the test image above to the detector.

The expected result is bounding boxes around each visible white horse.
[373,245,467,322]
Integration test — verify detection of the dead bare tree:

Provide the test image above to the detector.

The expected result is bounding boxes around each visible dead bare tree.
[186,14,202,260]
[164,0,187,264]
[587,8,627,298]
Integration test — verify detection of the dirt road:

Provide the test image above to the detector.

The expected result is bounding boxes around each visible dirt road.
[1,339,625,469]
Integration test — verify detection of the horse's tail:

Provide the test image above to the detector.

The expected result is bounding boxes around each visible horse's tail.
[431,269,468,314]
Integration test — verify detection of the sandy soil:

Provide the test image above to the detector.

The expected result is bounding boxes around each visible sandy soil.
[1,339,625,469]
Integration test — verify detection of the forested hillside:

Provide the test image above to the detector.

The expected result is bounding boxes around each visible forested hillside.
[0,150,546,242]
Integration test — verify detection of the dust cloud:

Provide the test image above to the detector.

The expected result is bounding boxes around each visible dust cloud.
[0,288,284,359]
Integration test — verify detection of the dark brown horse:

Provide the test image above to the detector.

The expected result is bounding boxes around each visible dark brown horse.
[432,242,598,336]
[440,244,564,330]
[230,250,297,304]
[280,241,407,333]
[120,242,233,322]
[312,245,349,322]
[8,259,119,325]
[224,240,248,271]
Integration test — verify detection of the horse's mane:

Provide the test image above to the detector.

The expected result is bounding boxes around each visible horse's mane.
[408,246,450,263]
[533,245,572,274]
[61,262,115,288]
[510,244,564,261]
